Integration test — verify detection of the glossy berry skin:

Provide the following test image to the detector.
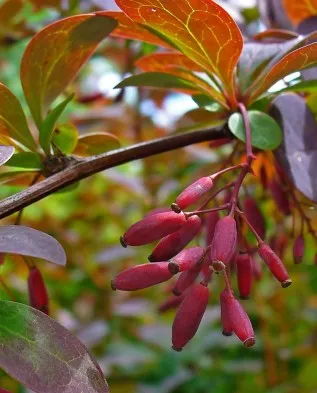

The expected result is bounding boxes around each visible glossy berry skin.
[210,216,237,265]
[111,262,174,291]
[176,176,213,210]
[121,211,187,246]
[172,283,209,351]
[220,290,233,336]
[236,253,253,299]
[172,262,203,296]
[168,246,204,274]
[28,267,49,315]
[149,215,202,262]
[293,235,305,264]
[258,243,291,287]
[243,197,266,239]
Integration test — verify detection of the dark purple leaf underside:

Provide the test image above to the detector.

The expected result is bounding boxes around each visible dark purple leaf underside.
[271,93,317,201]
[0,301,109,393]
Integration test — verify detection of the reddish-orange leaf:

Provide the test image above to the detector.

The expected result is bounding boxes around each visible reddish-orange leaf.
[96,11,171,47]
[136,53,228,107]
[74,132,120,156]
[282,0,317,25]
[20,14,117,128]
[248,43,317,103]
[115,0,243,106]
[253,29,299,41]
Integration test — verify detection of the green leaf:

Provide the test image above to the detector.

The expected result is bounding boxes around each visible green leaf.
[0,300,109,393]
[278,80,317,93]
[115,72,198,90]
[228,110,283,150]
[0,83,37,151]
[5,152,43,170]
[39,94,74,155]
[52,123,78,155]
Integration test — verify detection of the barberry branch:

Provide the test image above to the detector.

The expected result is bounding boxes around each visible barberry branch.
[0,127,228,220]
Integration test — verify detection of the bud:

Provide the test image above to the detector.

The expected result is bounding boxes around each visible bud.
[258,243,291,287]
[28,267,49,315]
[236,253,253,299]
[172,283,209,351]
[243,197,266,239]
[175,176,213,210]
[293,235,305,264]
[158,294,185,313]
[205,211,220,246]
[149,216,202,262]
[172,261,203,296]
[111,262,174,291]
[210,216,237,265]
[168,247,204,274]
[121,211,187,247]
[268,180,291,216]
[226,295,255,347]
[220,289,232,336]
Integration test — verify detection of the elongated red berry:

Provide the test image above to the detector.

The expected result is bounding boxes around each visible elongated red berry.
[168,246,204,274]
[210,216,237,265]
[220,289,233,336]
[158,294,185,313]
[111,262,174,291]
[172,262,203,296]
[293,235,305,264]
[205,211,220,246]
[258,243,291,287]
[243,197,266,239]
[268,180,291,216]
[28,267,49,315]
[149,216,202,262]
[175,176,213,210]
[172,283,209,351]
[121,211,187,247]
[226,295,255,347]
[236,253,253,299]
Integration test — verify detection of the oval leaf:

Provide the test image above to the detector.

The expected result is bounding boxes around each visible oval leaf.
[0,145,14,166]
[74,132,120,156]
[21,14,118,128]
[0,83,37,151]
[282,0,317,25]
[228,110,283,150]
[5,152,43,170]
[0,225,66,265]
[52,123,78,155]
[271,93,317,201]
[0,300,109,393]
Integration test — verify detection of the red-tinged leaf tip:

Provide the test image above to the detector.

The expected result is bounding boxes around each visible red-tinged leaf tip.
[122,211,187,246]
[210,216,237,265]
[176,177,213,210]
[112,262,174,291]
[293,235,305,264]
[258,243,291,285]
[172,283,209,351]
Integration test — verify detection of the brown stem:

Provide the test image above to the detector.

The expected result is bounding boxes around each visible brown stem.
[0,127,227,220]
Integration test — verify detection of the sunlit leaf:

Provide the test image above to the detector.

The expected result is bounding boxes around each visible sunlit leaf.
[96,11,171,47]
[0,300,109,393]
[74,132,120,156]
[0,83,37,151]
[0,145,14,166]
[21,14,118,128]
[52,123,78,155]
[115,0,243,104]
[248,43,317,103]
[40,94,74,155]
[282,0,317,25]
[278,79,317,93]
[0,225,66,265]
[228,110,283,150]
[5,152,43,170]
[271,93,317,201]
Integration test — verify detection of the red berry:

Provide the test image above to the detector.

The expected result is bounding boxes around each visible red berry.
[293,235,305,264]
[121,211,187,246]
[158,294,185,313]
[175,176,213,210]
[111,262,174,291]
[172,261,203,296]
[149,215,202,262]
[168,246,204,274]
[172,283,209,351]
[28,267,49,315]
[220,289,233,336]
[236,253,253,299]
[210,216,237,265]
[258,243,291,287]
[243,196,266,239]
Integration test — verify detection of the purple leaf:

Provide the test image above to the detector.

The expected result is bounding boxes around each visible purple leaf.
[0,225,66,265]
[270,93,317,201]
[0,301,108,393]
[0,145,14,166]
